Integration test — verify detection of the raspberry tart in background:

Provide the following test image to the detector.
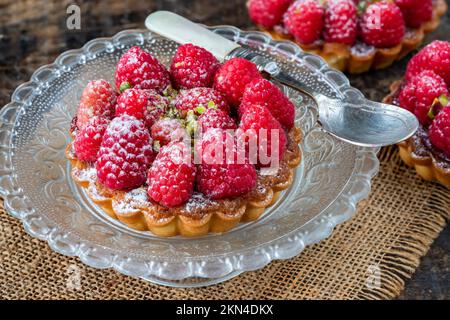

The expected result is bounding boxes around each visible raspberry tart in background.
[247,0,447,73]
[66,44,302,237]
[384,40,450,188]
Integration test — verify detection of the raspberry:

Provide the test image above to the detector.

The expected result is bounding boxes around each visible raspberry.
[429,107,450,158]
[399,70,449,126]
[196,129,257,200]
[115,88,168,128]
[74,116,110,162]
[213,58,262,106]
[96,115,154,190]
[151,118,187,147]
[76,80,117,130]
[115,46,170,93]
[405,41,450,86]
[240,78,295,129]
[395,0,432,28]
[323,0,357,45]
[170,44,220,89]
[283,0,325,45]
[360,1,405,48]
[147,142,196,207]
[197,108,237,133]
[238,104,287,167]
[247,0,292,29]
[174,87,230,117]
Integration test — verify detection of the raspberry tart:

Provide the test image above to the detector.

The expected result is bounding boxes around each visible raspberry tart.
[384,40,450,188]
[247,0,447,73]
[66,45,302,237]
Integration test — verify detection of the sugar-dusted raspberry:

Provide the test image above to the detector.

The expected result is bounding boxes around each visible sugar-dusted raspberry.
[398,70,448,126]
[115,88,168,128]
[74,116,110,162]
[174,87,230,117]
[323,0,357,45]
[151,118,188,147]
[115,46,170,93]
[147,141,196,207]
[76,80,117,130]
[197,108,237,133]
[247,0,292,29]
[170,44,220,89]
[240,78,295,129]
[360,1,405,48]
[96,115,154,190]
[196,129,257,200]
[213,58,262,106]
[429,106,450,158]
[395,0,432,28]
[283,0,325,45]
[405,41,450,85]
[238,104,287,167]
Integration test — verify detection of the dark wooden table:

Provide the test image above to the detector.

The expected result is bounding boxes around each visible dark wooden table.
[0,0,448,299]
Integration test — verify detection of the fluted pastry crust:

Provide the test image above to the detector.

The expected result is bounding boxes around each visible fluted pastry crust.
[66,127,302,236]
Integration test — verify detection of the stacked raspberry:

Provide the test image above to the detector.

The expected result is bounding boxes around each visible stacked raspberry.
[71,44,296,208]
[397,40,450,158]
[248,0,434,48]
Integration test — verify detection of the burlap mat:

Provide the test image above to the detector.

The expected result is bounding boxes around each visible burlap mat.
[0,146,448,300]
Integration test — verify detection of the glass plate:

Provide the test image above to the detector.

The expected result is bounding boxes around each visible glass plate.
[0,27,379,287]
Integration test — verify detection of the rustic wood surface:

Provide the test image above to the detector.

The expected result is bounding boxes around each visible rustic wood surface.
[0,0,448,299]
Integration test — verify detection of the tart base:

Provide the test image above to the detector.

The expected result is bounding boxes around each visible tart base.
[66,127,302,237]
[384,81,450,189]
[260,0,447,74]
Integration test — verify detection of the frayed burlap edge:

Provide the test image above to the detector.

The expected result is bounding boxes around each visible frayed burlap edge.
[358,147,448,300]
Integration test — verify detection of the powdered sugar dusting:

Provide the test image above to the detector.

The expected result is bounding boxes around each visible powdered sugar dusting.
[113,187,151,215]
[184,192,214,213]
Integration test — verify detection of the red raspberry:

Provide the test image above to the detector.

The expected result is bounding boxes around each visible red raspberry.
[147,142,196,207]
[74,116,110,162]
[323,0,357,45]
[174,87,230,117]
[429,106,450,158]
[395,0,432,28]
[399,70,449,126]
[360,1,405,48]
[283,0,325,45]
[405,41,450,86]
[96,115,154,190]
[151,119,187,147]
[247,0,292,29]
[238,104,287,167]
[115,88,168,128]
[170,44,220,89]
[196,129,257,200]
[213,58,262,106]
[115,46,170,93]
[76,80,117,130]
[197,108,237,133]
[239,78,295,129]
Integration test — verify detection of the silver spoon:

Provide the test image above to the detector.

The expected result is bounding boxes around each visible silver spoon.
[145,11,418,147]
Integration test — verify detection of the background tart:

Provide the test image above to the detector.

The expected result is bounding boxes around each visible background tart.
[384,80,450,188]
[257,0,447,74]
[66,127,302,237]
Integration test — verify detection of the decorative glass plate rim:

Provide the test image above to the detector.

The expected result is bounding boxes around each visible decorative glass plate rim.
[0,26,380,286]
